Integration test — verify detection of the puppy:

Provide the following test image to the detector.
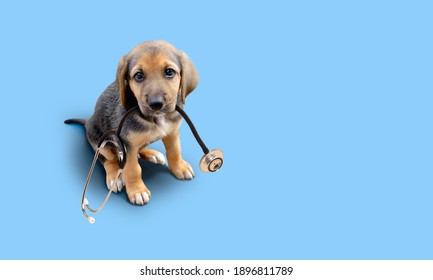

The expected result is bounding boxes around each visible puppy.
[66,41,199,205]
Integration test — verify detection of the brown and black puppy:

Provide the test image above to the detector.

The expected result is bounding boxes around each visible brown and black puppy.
[66,41,198,205]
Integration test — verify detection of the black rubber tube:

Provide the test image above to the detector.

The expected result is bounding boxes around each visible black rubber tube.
[175,105,209,155]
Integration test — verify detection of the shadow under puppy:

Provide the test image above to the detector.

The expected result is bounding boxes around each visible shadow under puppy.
[65,41,199,205]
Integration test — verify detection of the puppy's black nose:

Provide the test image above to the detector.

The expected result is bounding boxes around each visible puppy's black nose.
[148,96,164,111]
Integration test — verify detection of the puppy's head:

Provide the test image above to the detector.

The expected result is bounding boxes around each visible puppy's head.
[115,41,198,115]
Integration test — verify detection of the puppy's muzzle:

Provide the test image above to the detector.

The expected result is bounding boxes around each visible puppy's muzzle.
[148,95,164,111]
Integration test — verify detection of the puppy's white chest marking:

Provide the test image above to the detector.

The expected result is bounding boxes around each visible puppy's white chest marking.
[127,116,177,150]
[153,116,171,137]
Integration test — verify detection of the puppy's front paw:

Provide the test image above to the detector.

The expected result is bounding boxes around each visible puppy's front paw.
[139,149,166,165]
[169,160,195,180]
[127,183,151,205]
[106,175,124,193]
[130,192,150,205]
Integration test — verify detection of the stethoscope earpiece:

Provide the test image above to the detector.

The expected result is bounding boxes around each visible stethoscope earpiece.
[200,149,224,172]
[87,216,95,224]
[82,198,95,224]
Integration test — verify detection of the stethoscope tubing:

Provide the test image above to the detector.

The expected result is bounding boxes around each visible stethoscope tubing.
[81,105,222,223]
[80,107,144,223]
[175,105,210,155]
[81,140,123,223]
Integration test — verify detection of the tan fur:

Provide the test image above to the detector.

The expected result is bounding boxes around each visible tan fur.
[116,41,199,108]
[123,151,151,202]
[179,52,199,103]
[139,147,163,160]
[116,56,129,108]
[162,130,194,179]
[103,159,121,189]
[97,41,199,205]
[128,53,181,113]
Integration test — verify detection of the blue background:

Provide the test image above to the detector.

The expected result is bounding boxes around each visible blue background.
[0,0,432,260]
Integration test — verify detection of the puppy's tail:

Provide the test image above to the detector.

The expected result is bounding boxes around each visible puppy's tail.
[64,118,86,126]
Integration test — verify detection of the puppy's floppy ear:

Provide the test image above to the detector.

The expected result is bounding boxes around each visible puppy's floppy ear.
[179,52,199,104]
[115,55,129,108]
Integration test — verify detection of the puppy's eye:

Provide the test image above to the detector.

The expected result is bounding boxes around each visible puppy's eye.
[134,72,145,82]
[164,68,176,78]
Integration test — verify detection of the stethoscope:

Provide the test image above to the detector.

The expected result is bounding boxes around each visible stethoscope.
[82,105,223,224]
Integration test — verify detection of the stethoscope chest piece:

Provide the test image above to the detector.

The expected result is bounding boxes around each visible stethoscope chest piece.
[199,149,224,172]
